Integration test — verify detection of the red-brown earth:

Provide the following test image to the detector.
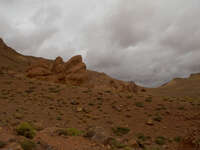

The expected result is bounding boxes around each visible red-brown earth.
[0,38,199,150]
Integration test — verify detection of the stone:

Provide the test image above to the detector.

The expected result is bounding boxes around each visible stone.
[26,67,51,78]
[127,138,139,148]
[51,56,65,73]
[76,107,83,112]
[84,127,110,144]
[146,118,154,126]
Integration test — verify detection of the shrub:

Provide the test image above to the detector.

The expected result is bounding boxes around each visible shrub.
[135,102,144,107]
[155,136,166,145]
[20,139,36,150]
[136,133,151,142]
[145,97,152,102]
[174,136,182,143]
[0,141,6,148]
[112,127,130,136]
[109,138,127,149]
[153,115,162,122]
[16,122,36,139]
[57,128,83,136]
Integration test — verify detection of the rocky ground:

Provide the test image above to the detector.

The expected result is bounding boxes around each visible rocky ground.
[0,38,200,150]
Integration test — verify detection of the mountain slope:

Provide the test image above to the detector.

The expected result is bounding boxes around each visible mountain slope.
[0,38,29,71]
[0,38,199,150]
[148,73,200,99]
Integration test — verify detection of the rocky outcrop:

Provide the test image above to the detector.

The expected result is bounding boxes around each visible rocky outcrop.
[26,55,138,93]
[26,58,52,78]
[51,56,65,73]
[26,55,88,85]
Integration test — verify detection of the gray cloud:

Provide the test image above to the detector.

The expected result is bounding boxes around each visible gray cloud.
[0,0,200,87]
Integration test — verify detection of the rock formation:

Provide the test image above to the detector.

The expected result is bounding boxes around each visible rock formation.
[26,55,88,85]
[26,55,138,93]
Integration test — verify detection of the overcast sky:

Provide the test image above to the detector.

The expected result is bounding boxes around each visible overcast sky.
[0,0,200,87]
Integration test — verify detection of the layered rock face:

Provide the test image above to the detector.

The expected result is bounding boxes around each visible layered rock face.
[26,55,88,85]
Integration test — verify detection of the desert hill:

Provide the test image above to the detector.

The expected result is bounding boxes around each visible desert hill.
[148,73,200,99]
[0,38,199,150]
[0,38,28,71]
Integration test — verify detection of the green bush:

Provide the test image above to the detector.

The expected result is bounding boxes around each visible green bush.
[0,141,6,148]
[109,138,127,148]
[20,139,36,150]
[57,128,83,136]
[112,127,130,136]
[145,97,152,102]
[174,136,182,143]
[16,122,36,139]
[136,133,151,142]
[135,102,144,107]
[155,136,166,145]
[153,115,162,122]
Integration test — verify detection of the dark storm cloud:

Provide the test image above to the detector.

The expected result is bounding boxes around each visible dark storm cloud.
[0,0,200,87]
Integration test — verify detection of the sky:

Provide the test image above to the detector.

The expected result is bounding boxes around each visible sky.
[0,0,200,87]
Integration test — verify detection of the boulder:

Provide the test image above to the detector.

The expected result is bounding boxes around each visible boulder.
[51,56,65,73]
[26,67,51,78]
[84,126,111,145]
[65,55,83,71]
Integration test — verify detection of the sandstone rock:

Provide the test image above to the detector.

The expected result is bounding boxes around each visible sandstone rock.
[121,81,138,93]
[65,55,83,71]
[51,56,65,73]
[26,67,51,78]
[64,55,88,84]
[26,58,52,78]
[25,55,138,93]
[26,55,88,85]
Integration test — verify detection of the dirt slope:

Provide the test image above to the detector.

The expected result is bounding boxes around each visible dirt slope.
[149,73,200,99]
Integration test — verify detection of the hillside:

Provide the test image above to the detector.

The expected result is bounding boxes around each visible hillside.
[0,38,199,150]
[149,73,200,99]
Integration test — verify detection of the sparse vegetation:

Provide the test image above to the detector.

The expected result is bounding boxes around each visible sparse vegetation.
[135,102,144,107]
[57,128,83,136]
[174,136,182,143]
[145,97,152,102]
[109,138,127,149]
[0,141,6,148]
[20,139,36,150]
[112,127,130,136]
[136,133,151,142]
[178,106,185,110]
[56,116,62,120]
[1,40,200,150]
[155,136,166,145]
[16,122,36,139]
[146,146,162,150]
[126,94,133,99]
[153,114,162,122]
